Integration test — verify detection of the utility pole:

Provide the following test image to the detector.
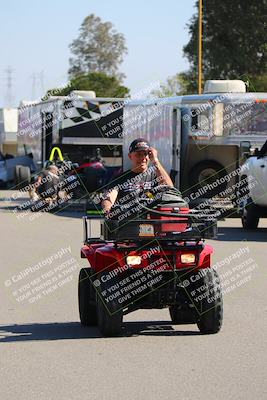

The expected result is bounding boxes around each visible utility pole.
[30,72,37,100]
[198,0,203,94]
[38,71,45,94]
[5,66,14,107]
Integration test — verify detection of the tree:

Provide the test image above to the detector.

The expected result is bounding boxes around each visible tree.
[183,0,267,92]
[43,72,130,100]
[69,14,128,80]
[151,73,190,97]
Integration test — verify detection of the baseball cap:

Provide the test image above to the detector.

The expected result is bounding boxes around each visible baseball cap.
[129,138,150,153]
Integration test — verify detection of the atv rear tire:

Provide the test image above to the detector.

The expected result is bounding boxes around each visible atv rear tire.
[78,268,97,326]
[196,268,223,334]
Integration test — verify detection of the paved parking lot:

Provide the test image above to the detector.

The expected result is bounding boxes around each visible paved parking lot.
[0,191,266,400]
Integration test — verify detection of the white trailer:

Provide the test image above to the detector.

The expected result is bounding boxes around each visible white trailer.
[123,100,182,187]
[122,80,267,207]
[0,108,36,187]
[17,92,125,170]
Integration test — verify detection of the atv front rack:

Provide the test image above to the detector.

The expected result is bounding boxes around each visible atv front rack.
[83,213,217,244]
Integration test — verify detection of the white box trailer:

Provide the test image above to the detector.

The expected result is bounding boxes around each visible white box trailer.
[122,82,267,206]
[17,93,125,170]
[0,108,36,187]
[0,108,18,155]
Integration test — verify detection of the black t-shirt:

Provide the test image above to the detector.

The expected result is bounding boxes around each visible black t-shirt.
[104,165,159,220]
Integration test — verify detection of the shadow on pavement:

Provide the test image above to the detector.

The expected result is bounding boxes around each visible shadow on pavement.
[0,322,101,341]
[216,226,267,242]
[0,205,19,211]
[0,320,201,341]
[0,205,85,219]
[54,210,85,219]
[123,321,201,337]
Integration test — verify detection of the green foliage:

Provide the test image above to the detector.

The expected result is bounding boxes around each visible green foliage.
[68,14,127,80]
[43,72,130,99]
[246,74,267,92]
[151,73,189,97]
[153,71,199,97]
[183,0,267,92]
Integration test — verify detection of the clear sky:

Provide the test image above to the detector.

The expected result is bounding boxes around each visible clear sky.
[0,0,196,107]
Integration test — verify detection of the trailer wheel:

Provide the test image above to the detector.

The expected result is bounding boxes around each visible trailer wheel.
[241,199,259,229]
[78,268,97,326]
[196,268,223,334]
[189,161,228,198]
[96,275,123,337]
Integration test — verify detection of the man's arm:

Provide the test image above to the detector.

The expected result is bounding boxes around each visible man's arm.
[35,172,45,187]
[149,147,174,187]
[101,188,118,215]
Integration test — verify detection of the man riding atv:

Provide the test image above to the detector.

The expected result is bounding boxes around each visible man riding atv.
[79,139,223,337]
[101,138,173,219]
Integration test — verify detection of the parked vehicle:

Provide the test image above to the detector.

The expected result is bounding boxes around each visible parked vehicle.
[0,152,36,188]
[79,186,223,337]
[238,140,267,229]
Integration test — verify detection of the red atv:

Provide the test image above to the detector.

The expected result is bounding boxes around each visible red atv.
[79,186,223,337]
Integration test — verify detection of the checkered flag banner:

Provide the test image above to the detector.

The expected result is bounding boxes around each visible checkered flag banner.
[62,99,122,129]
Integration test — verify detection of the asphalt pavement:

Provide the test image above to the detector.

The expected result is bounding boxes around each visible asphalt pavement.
[0,190,266,400]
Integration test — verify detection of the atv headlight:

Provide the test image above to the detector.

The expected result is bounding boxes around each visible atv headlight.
[126,256,142,266]
[181,254,195,263]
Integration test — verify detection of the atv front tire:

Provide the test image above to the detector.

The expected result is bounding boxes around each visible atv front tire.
[78,268,97,326]
[196,268,223,334]
[96,274,123,337]
[169,305,196,324]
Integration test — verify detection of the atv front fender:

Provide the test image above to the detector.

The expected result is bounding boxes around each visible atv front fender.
[198,244,213,269]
